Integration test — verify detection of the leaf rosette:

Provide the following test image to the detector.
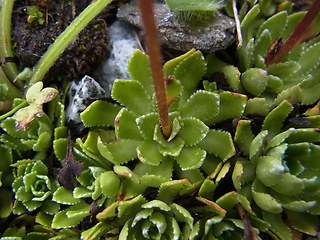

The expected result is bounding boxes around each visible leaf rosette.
[81,49,238,186]
[91,195,193,240]
[11,159,57,214]
[233,100,320,237]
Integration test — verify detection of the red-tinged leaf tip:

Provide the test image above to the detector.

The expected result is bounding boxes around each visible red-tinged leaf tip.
[266,0,320,65]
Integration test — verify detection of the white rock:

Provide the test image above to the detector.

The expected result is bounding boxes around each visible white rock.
[66,75,106,123]
[99,20,140,95]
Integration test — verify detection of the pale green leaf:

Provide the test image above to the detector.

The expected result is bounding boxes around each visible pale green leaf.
[127,49,153,96]
[97,137,140,165]
[198,130,235,161]
[207,91,247,125]
[164,49,196,77]
[262,100,293,140]
[115,108,142,140]
[241,68,268,96]
[52,187,81,205]
[80,100,121,127]
[176,146,206,171]
[136,113,159,140]
[180,90,219,122]
[244,97,269,115]
[257,11,287,41]
[179,118,209,146]
[137,141,163,166]
[111,79,152,115]
[97,171,120,197]
[234,120,255,155]
[174,51,206,96]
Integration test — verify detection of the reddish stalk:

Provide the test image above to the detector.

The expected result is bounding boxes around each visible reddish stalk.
[265,0,320,66]
[138,0,171,138]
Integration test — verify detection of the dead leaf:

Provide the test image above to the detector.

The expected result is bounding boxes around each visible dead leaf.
[57,134,84,190]
[13,82,58,131]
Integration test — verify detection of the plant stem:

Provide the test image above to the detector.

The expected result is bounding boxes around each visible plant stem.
[0,100,28,121]
[0,0,20,81]
[138,0,171,138]
[29,0,113,86]
[265,0,320,65]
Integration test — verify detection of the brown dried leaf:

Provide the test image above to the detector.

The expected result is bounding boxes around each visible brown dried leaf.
[57,134,84,190]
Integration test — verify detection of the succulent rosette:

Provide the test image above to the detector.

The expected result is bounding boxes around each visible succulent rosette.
[233,100,320,238]
[189,192,266,240]
[80,49,245,187]
[11,159,57,214]
[87,195,193,240]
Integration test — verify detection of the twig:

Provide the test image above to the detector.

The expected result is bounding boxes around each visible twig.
[233,0,243,48]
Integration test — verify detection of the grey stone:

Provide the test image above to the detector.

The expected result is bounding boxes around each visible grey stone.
[117,2,236,53]
[66,75,106,123]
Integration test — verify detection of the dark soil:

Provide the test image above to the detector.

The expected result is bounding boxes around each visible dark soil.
[12,0,112,82]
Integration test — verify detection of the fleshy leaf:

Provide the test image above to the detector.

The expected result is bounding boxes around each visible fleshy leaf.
[262,100,293,139]
[198,130,235,161]
[287,211,319,236]
[164,49,196,77]
[140,158,174,188]
[249,130,268,161]
[180,90,219,122]
[13,82,58,130]
[208,91,247,125]
[136,113,159,140]
[157,179,193,203]
[154,125,185,157]
[166,76,183,106]
[115,108,142,140]
[111,79,152,115]
[127,49,153,96]
[173,50,206,95]
[241,68,268,96]
[97,137,140,165]
[176,146,206,171]
[244,97,269,116]
[262,211,292,240]
[171,203,193,228]
[256,156,285,187]
[257,11,288,41]
[81,100,121,127]
[137,140,163,166]
[97,171,120,198]
[234,120,255,155]
[272,173,303,196]
[52,187,81,205]
[51,203,90,229]
[179,118,209,146]
[252,179,282,213]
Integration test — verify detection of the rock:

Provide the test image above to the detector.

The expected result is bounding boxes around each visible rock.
[65,75,106,124]
[97,20,140,95]
[117,2,236,53]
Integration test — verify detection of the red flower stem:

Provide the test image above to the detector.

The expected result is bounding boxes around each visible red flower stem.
[138,0,171,138]
[265,0,320,66]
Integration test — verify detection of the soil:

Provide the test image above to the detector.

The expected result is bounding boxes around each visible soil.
[11,0,115,82]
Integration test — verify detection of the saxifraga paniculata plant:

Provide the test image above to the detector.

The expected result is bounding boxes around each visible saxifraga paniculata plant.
[79,2,320,240]
[1,0,320,239]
